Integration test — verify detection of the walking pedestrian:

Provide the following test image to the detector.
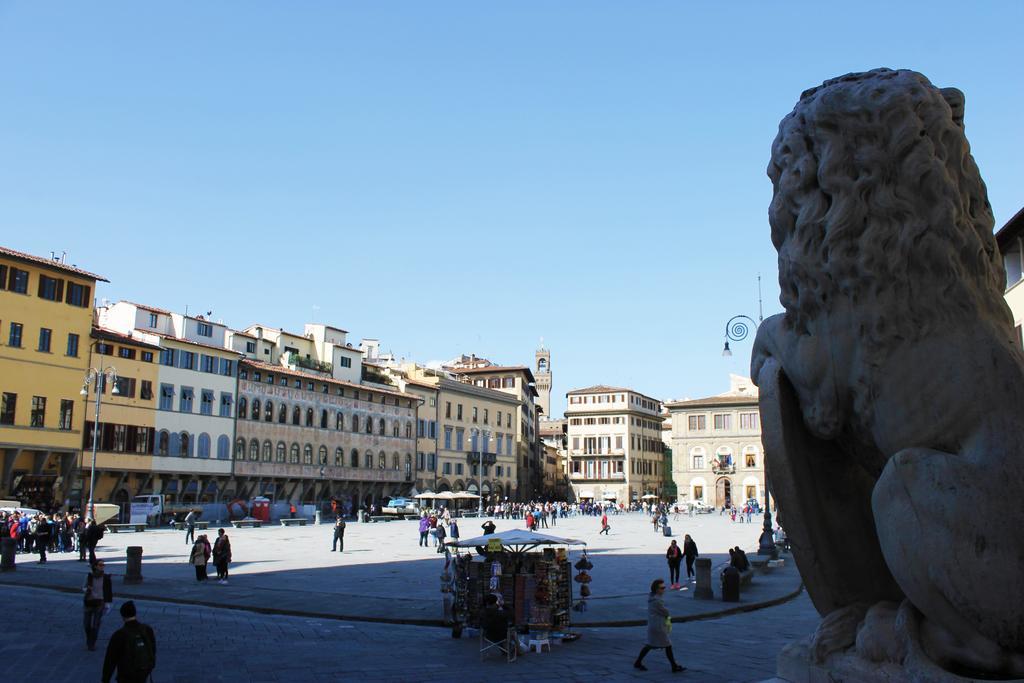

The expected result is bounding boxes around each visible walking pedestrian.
[435,520,447,552]
[189,534,211,582]
[35,514,51,564]
[666,540,683,589]
[85,518,105,565]
[83,559,113,651]
[212,529,232,584]
[633,579,685,673]
[332,517,346,552]
[599,512,610,535]
[683,534,699,582]
[418,515,430,547]
[102,601,156,683]
[449,518,459,541]
[183,510,197,545]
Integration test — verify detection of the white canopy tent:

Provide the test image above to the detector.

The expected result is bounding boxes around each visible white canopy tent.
[446,528,586,553]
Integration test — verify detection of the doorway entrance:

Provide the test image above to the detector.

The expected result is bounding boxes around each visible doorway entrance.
[716,477,732,509]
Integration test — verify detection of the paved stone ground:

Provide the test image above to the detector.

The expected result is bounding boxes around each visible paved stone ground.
[0,584,818,682]
[1,511,798,624]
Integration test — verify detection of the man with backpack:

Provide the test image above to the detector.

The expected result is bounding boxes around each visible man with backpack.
[102,601,156,683]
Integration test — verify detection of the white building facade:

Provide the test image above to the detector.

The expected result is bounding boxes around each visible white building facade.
[564,385,664,504]
[665,375,764,509]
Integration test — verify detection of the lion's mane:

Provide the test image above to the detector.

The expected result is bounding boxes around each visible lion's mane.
[767,68,1012,419]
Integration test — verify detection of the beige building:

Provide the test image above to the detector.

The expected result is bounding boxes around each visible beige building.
[445,358,542,499]
[996,207,1024,339]
[375,363,522,501]
[564,385,665,504]
[665,375,764,509]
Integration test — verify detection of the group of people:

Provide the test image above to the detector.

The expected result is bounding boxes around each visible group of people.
[188,528,232,583]
[418,510,461,550]
[0,509,106,564]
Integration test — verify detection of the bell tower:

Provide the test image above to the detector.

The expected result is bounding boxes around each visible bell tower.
[535,339,552,418]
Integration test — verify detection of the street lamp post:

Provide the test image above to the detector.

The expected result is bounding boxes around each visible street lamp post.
[81,363,119,521]
[721,276,777,557]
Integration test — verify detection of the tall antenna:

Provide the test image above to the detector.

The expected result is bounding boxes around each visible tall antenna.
[757,274,764,323]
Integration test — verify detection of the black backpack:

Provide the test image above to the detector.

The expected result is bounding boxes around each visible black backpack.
[120,626,155,675]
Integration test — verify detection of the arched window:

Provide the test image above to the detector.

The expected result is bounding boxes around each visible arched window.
[303,444,313,464]
[366,417,373,434]
[365,450,373,468]
[292,406,301,425]
[320,409,328,429]
[289,443,300,464]
[405,422,412,439]
[262,440,272,462]
[217,435,229,459]
[352,415,360,432]
[715,446,734,469]
[378,418,386,436]
[249,438,259,461]
[278,404,287,423]
[318,445,327,465]
[264,401,274,422]
[306,408,314,427]
[405,453,412,475]
[198,433,211,458]
[251,399,260,421]
[392,452,399,470]
[336,411,344,430]
[158,430,170,456]
[392,421,399,437]
[274,442,285,462]
[350,448,359,468]
[334,447,343,466]
[378,451,386,469]
[233,438,245,460]
[180,432,191,457]
[237,397,247,419]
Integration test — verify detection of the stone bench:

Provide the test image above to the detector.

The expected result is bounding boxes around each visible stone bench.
[107,523,147,533]
[280,518,307,527]
[230,519,263,529]
[174,521,210,531]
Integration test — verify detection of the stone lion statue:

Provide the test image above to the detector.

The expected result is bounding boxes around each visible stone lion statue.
[752,68,1024,680]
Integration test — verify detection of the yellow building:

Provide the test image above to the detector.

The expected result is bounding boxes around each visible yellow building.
[0,246,106,510]
[80,327,161,509]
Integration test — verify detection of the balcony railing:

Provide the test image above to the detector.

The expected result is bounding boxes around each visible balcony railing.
[287,353,333,375]
[711,464,736,475]
[465,451,498,466]
[234,461,406,482]
[570,471,626,481]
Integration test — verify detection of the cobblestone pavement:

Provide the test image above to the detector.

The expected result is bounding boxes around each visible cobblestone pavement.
[2,512,799,625]
[1,584,817,683]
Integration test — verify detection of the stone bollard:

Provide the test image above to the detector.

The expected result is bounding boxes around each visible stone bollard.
[693,557,713,599]
[1,537,16,571]
[721,566,740,602]
[315,510,321,525]
[124,546,143,584]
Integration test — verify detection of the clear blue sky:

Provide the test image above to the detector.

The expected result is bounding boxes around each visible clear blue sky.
[1,2,1021,417]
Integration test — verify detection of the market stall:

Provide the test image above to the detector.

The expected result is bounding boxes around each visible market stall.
[441,529,589,648]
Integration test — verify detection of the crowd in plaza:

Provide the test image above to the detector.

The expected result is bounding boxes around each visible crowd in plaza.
[0,508,107,564]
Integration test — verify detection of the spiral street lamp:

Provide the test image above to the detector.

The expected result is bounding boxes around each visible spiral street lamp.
[721,276,777,557]
[80,363,119,521]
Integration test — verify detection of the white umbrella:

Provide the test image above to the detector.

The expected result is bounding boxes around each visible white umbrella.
[446,528,586,552]
[414,491,437,499]
[451,491,480,500]
[432,491,457,500]
[641,494,659,500]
